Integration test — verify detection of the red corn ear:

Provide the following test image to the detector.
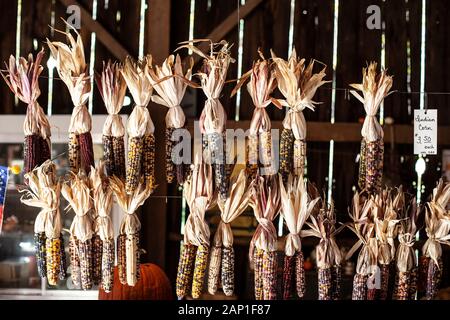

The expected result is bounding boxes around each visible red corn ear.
[79,132,95,174]
[318,267,332,300]
[295,251,305,298]
[117,234,127,285]
[165,127,175,183]
[352,273,367,300]
[282,255,295,300]
[262,251,278,300]
[379,264,390,300]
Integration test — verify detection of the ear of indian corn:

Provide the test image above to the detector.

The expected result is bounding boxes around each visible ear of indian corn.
[426,258,443,300]
[112,136,126,179]
[92,235,103,286]
[247,134,259,179]
[78,239,93,290]
[318,267,332,300]
[35,232,47,278]
[358,139,367,190]
[395,271,410,300]
[101,239,115,293]
[295,250,306,299]
[58,234,67,280]
[143,134,156,188]
[293,139,306,176]
[192,244,209,299]
[207,245,221,295]
[379,264,390,300]
[165,127,175,183]
[254,248,264,300]
[125,233,140,286]
[176,244,197,299]
[352,273,368,300]
[365,139,384,193]
[69,236,81,287]
[102,135,114,176]
[45,237,62,286]
[117,233,127,285]
[279,129,294,183]
[69,133,81,173]
[221,246,235,296]
[331,265,342,300]
[39,137,51,169]
[262,251,278,300]
[126,137,143,194]
[282,255,295,300]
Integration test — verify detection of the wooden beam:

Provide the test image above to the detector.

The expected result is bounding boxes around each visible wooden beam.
[57,0,130,60]
[182,0,264,64]
[185,121,450,145]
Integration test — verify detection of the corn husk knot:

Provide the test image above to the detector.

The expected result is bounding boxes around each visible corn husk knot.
[148,54,193,129]
[350,62,393,142]
[396,233,416,273]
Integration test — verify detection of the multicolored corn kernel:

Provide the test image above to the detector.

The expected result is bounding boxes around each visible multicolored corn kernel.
[318,267,332,300]
[58,234,67,280]
[293,139,306,177]
[78,239,93,290]
[79,132,95,174]
[45,237,62,286]
[166,127,175,183]
[279,128,294,183]
[68,133,81,173]
[124,232,141,286]
[247,134,259,179]
[262,251,278,300]
[208,132,227,199]
[69,236,81,287]
[143,134,156,188]
[34,232,47,278]
[418,256,430,296]
[126,136,143,194]
[358,139,367,190]
[379,264,390,300]
[192,244,209,299]
[117,234,127,285]
[332,265,342,300]
[39,137,51,166]
[259,131,272,170]
[101,239,115,293]
[352,273,368,300]
[221,246,235,296]
[295,250,305,299]
[409,267,418,300]
[426,258,443,300]
[92,235,103,286]
[102,135,114,176]
[396,271,410,300]
[365,138,384,194]
[253,248,264,300]
[176,244,197,299]
[207,246,221,295]
[282,255,295,300]
[112,136,126,180]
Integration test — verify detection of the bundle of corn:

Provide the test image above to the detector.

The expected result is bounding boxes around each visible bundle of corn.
[61,173,94,290]
[249,174,281,300]
[110,175,154,287]
[176,155,216,299]
[1,49,51,176]
[47,26,94,174]
[394,197,420,300]
[121,55,155,193]
[95,62,127,179]
[147,54,195,184]
[231,52,281,178]
[350,62,393,194]
[302,199,345,300]
[208,169,251,296]
[271,49,328,182]
[20,160,66,285]
[177,40,235,200]
[421,180,450,300]
[346,193,377,300]
[89,162,115,292]
[279,174,319,299]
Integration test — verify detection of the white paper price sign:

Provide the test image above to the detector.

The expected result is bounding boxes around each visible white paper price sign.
[414,109,437,155]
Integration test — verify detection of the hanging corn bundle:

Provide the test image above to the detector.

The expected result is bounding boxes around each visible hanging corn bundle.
[95,62,127,179]
[61,174,94,290]
[279,174,319,299]
[176,156,216,299]
[347,193,377,300]
[1,49,51,176]
[421,180,450,300]
[110,175,154,287]
[208,169,251,296]
[89,162,115,292]
[47,26,94,174]
[394,197,419,300]
[177,40,235,200]
[121,55,155,193]
[147,54,195,184]
[249,175,281,300]
[20,160,66,285]
[271,49,328,183]
[231,53,281,178]
[349,63,393,194]
[303,199,345,300]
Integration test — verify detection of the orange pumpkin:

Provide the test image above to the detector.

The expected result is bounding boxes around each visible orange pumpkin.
[98,263,173,300]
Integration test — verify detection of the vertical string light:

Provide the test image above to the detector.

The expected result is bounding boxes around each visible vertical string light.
[327,0,339,205]
[47,0,56,116]
[188,0,196,55]
[138,0,147,59]
[234,0,245,121]
[379,0,386,125]
[406,0,412,115]
[14,0,22,106]
[88,0,98,114]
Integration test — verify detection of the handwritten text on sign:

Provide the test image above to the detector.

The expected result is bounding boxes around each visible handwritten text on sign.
[414,109,437,155]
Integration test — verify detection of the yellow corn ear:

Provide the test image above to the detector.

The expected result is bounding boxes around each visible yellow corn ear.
[46,237,61,286]
[143,134,156,187]
[254,248,264,300]
[192,244,209,299]
[176,244,197,299]
[126,137,143,194]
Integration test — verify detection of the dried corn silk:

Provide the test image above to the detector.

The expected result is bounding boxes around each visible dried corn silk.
[143,134,156,188]
[78,239,93,290]
[192,244,209,299]
[69,236,81,286]
[102,135,114,176]
[352,273,368,300]
[379,264,390,300]
[358,139,367,190]
[165,127,175,183]
[293,139,306,176]
[331,265,342,300]
[207,246,222,295]
[426,259,443,300]
[112,137,126,179]
[117,234,127,285]
[279,129,293,183]
[221,246,234,296]
[58,235,67,280]
[126,137,143,194]
[247,134,259,178]
[176,244,197,299]
[318,267,332,300]
[45,237,61,286]
[396,271,410,300]
[282,255,295,300]
[262,251,278,300]
[69,133,81,173]
[365,139,383,193]
[92,235,103,286]
[295,251,306,299]
[409,267,418,300]
[254,248,264,300]
[35,232,47,278]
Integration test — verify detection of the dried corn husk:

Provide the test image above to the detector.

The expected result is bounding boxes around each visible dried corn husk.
[110,175,154,287]
[147,54,195,184]
[47,25,93,174]
[280,174,320,299]
[249,175,281,300]
[271,49,328,178]
[20,161,65,285]
[121,55,155,193]
[350,63,393,194]
[96,61,127,179]
[1,49,51,175]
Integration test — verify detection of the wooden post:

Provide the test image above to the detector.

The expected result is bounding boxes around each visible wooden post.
[142,0,171,269]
